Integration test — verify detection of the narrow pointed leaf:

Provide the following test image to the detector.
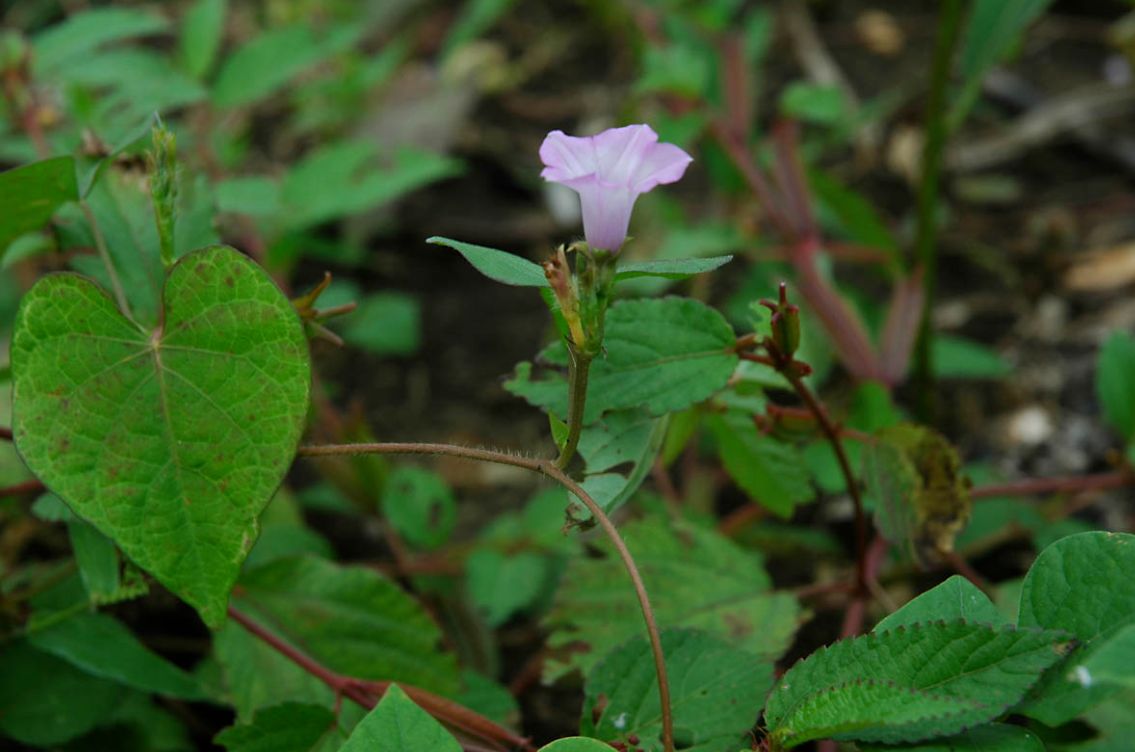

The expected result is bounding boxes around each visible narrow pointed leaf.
[613,255,732,281]
[427,236,549,287]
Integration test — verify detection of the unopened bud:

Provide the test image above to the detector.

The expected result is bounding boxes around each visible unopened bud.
[758,282,801,358]
[542,244,585,348]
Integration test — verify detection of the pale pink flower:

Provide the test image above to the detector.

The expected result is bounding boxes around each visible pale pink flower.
[539,124,692,253]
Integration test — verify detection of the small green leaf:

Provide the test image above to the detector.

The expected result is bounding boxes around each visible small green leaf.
[381,467,456,549]
[582,629,771,752]
[467,549,547,627]
[181,0,227,79]
[213,25,328,108]
[764,620,1074,748]
[0,641,129,745]
[544,517,800,681]
[875,575,1007,632]
[27,612,206,700]
[706,412,815,518]
[780,82,847,125]
[336,292,421,356]
[507,297,739,422]
[341,684,462,752]
[613,255,732,281]
[1016,531,1135,724]
[214,703,341,752]
[281,144,461,231]
[427,236,549,287]
[0,157,78,258]
[932,335,1011,379]
[11,245,311,628]
[67,519,121,602]
[549,412,568,451]
[1096,331,1135,442]
[32,7,169,74]
[858,723,1046,752]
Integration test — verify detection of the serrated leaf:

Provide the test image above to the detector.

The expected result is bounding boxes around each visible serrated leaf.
[181,0,227,79]
[544,517,800,681]
[341,684,462,752]
[764,620,1074,748]
[1016,531,1135,724]
[613,255,732,281]
[32,7,169,74]
[706,412,815,518]
[0,641,129,745]
[858,722,1046,752]
[0,157,78,259]
[582,629,771,752]
[381,467,456,549]
[232,556,461,697]
[215,703,342,752]
[1096,331,1135,442]
[11,245,311,629]
[427,236,549,287]
[27,612,206,700]
[506,297,739,423]
[875,575,1007,633]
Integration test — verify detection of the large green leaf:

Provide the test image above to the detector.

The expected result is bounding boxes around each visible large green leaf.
[341,684,461,752]
[764,620,1074,748]
[230,556,461,697]
[544,517,800,681]
[1076,624,1135,691]
[0,157,78,258]
[27,612,206,700]
[1096,331,1135,443]
[1016,532,1135,724]
[427,236,549,287]
[11,245,311,628]
[858,722,1045,752]
[0,641,129,745]
[537,740,613,752]
[875,575,1008,632]
[581,629,771,752]
[506,297,739,423]
[705,412,815,518]
[215,703,343,752]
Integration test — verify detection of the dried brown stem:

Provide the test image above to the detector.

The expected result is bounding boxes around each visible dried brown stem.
[297,441,675,752]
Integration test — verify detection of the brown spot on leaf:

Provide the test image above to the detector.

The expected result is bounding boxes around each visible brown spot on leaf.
[225,276,234,287]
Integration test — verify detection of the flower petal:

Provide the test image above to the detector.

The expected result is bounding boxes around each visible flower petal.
[590,124,659,185]
[630,141,693,194]
[569,176,638,252]
[539,130,598,182]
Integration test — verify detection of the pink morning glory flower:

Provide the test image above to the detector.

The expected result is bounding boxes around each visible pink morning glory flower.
[539,124,692,253]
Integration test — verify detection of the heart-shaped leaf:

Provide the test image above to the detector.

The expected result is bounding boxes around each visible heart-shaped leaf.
[11,245,310,628]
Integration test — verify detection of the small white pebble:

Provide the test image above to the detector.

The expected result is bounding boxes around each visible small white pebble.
[1007,406,1054,446]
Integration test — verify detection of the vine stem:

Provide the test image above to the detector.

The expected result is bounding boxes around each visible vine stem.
[0,478,44,499]
[297,441,675,752]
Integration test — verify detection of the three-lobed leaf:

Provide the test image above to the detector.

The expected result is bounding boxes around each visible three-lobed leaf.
[11,245,311,628]
[764,620,1074,749]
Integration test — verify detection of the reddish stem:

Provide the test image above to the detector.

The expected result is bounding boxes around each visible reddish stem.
[0,426,12,441]
[970,471,1133,500]
[0,478,44,499]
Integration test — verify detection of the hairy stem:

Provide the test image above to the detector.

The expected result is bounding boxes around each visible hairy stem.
[80,201,135,325]
[554,346,593,470]
[297,441,675,752]
[910,0,965,422]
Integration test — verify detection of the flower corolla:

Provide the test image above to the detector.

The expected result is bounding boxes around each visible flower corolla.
[539,124,692,253]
